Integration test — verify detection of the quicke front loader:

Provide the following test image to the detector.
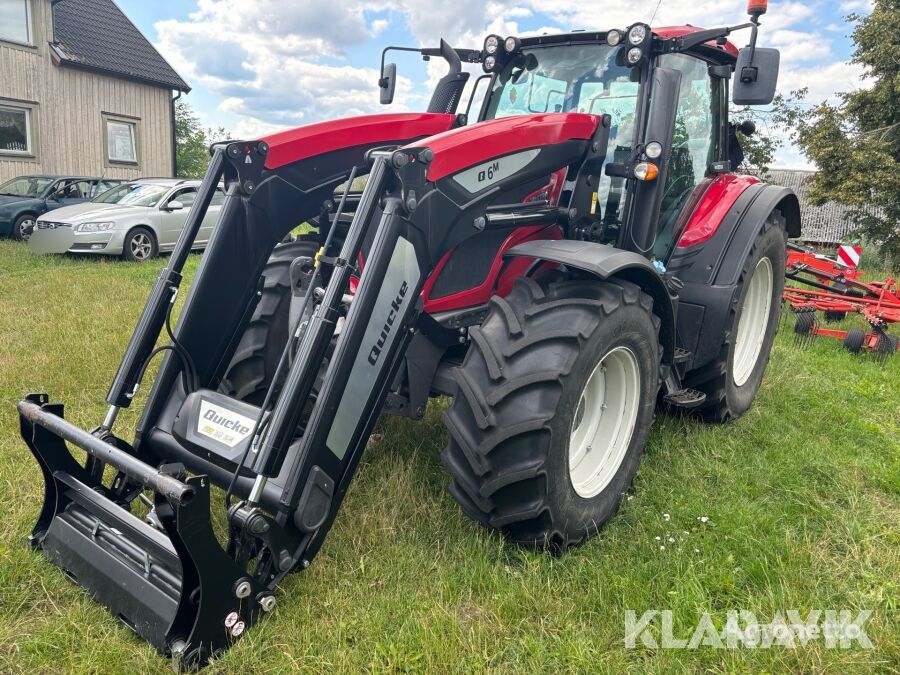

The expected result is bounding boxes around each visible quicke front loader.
[19,2,802,667]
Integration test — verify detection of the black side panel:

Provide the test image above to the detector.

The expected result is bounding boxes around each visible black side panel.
[668,183,798,370]
[430,228,511,298]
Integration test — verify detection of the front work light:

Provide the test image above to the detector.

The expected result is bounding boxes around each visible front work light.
[504,36,521,53]
[606,29,623,46]
[484,35,500,55]
[626,47,643,65]
[483,55,497,72]
[627,24,647,45]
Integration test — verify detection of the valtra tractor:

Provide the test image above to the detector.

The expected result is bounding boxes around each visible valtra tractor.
[18,0,800,666]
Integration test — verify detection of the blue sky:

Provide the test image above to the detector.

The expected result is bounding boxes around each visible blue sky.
[118,0,874,168]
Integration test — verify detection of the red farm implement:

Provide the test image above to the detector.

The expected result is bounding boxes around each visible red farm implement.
[783,242,900,358]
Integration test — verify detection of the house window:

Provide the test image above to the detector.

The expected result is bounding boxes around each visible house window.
[0,104,31,155]
[106,119,137,164]
[0,0,32,45]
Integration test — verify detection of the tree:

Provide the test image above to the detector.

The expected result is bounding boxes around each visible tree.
[174,100,231,178]
[783,1,900,263]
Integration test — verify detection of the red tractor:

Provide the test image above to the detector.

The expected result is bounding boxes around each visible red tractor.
[19,1,799,666]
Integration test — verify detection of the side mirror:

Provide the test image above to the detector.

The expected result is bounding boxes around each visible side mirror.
[732,47,780,105]
[379,62,397,105]
[166,200,184,211]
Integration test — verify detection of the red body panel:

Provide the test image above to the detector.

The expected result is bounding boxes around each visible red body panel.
[654,25,739,57]
[260,113,456,170]
[422,225,563,313]
[676,174,760,248]
[410,113,600,182]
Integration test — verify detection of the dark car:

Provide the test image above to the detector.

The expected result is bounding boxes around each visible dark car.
[0,175,125,241]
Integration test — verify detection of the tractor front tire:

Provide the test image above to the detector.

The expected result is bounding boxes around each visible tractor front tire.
[442,276,661,552]
[219,237,319,404]
[684,212,786,422]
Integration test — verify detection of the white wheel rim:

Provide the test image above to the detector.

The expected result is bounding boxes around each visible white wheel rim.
[568,346,641,499]
[20,218,35,239]
[131,233,152,260]
[732,257,773,386]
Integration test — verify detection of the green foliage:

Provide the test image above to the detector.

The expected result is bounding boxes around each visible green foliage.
[781,0,900,263]
[174,100,231,179]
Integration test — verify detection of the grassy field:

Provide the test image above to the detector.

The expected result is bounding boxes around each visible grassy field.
[0,239,897,673]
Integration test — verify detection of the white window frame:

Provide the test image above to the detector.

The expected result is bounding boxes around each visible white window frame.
[0,103,33,156]
[0,0,33,46]
[104,117,139,166]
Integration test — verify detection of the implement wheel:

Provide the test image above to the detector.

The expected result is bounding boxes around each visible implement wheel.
[843,328,865,354]
[441,276,661,552]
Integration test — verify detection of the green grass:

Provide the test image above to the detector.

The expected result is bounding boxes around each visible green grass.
[0,240,897,673]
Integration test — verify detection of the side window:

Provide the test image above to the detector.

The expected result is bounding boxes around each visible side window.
[172,187,197,208]
[655,53,721,258]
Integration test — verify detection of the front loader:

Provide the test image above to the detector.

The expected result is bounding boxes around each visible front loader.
[19,1,801,667]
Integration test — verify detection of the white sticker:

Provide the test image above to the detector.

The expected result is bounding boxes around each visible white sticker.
[196,399,255,448]
[451,149,540,193]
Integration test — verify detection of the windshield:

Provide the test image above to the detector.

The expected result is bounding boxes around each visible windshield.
[485,43,640,123]
[0,176,55,198]
[484,43,642,227]
[94,183,170,207]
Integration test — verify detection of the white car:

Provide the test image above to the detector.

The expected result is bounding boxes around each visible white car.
[29,178,225,261]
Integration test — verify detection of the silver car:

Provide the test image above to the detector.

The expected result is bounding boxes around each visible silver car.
[29,179,225,261]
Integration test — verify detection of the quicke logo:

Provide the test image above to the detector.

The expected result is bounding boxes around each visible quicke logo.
[368,281,408,365]
[203,407,252,437]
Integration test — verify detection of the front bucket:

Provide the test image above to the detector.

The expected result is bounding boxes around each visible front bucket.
[19,394,266,668]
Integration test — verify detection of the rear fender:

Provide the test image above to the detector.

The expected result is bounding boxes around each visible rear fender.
[503,239,676,364]
[668,182,800,370]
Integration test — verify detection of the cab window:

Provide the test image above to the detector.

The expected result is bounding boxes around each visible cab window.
[654,53,722,258]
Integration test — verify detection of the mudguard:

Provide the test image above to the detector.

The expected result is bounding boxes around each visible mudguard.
[667,180,800,371]
[503,239,676,364]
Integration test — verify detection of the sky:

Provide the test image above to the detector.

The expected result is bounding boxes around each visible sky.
[117,0,876,169]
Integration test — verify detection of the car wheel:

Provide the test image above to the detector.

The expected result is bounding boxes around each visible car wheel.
[123,227,158,262]
[12,215,36,242]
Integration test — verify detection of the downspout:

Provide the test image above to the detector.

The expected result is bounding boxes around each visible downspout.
[171,90,182,177]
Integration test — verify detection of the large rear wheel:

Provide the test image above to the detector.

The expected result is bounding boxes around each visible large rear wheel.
[441,276,661,552]
[684,212,786,421]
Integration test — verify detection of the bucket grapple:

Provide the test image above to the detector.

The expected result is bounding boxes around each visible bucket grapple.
[20,6,800,666]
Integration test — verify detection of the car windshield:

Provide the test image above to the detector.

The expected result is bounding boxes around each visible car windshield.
[93,183,170,207]
[0,176,55,198]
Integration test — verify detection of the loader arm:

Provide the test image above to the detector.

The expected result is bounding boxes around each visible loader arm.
[19,111,610,668]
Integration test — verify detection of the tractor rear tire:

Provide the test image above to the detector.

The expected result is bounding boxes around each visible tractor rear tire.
[441,276,661,552]
[683,212,786,422]
[219,237,319,405]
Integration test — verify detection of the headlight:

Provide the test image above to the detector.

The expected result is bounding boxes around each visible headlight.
[74,222,115,233]
[644,141,663,159]
[626,47,643,65]
[484,35,500,55]
[606,29,623,46]
[483,55,497,72]
[628,24,648,45]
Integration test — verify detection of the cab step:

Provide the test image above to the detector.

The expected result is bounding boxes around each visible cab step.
[663,388,707,409]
